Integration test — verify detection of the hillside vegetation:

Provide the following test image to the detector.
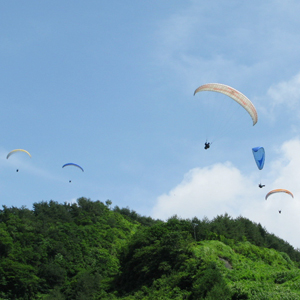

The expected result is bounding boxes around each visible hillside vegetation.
[1,198,300,299]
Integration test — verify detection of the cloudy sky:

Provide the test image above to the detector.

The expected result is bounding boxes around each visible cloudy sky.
[1,1,300,248]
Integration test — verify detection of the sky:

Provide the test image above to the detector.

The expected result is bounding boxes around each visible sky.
[1,1,300,248]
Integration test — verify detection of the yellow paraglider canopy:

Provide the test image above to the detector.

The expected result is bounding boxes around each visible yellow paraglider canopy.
[6,149,32,159]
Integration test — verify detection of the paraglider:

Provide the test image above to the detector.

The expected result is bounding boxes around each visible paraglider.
[62,163,84,183]
[7,149,31,172]
[194,83,258,126]
[252,147,265,187]
[265,189,294,214]
[194,83,258,148]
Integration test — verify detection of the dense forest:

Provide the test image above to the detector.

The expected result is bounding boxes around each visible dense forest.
[1,197,300,299]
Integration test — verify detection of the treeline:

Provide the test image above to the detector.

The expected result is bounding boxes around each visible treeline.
[190,213,300,263]
[0,198,299,299]
[112,205,159,227]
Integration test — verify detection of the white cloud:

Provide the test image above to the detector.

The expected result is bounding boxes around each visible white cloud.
[152,138,300,248]
[254,72,300,127]
[267,72,300,111]
[152,162,256,220]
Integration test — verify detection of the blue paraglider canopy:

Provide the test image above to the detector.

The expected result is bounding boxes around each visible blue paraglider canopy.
[252,147,265,170]
[62,163,84,172]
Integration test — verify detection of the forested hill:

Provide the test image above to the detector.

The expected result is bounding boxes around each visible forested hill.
[1,198,300,299]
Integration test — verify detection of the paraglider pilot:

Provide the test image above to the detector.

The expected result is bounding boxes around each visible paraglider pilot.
[258,183,265,188]
[204,142,210,150]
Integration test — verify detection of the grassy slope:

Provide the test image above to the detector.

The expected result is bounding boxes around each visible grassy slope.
[117,240,300,299]
[193,240,300,299]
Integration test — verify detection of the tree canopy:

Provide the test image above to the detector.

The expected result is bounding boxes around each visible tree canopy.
[1,198,300,299]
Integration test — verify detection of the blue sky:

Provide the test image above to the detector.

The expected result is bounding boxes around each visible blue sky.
[1,1,300,248]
